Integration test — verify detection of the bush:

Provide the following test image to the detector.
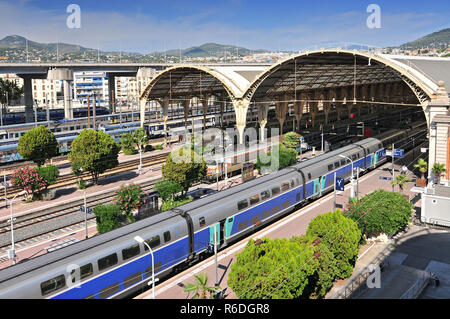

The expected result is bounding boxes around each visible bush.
[228,237,317,299]
[154,144,163,150]
[120,132,136,155]
[93,204,122,234]
[154,180,183,201]
[11,167,47,200]
[144,144,154,153]
[36,165,60,189]
[256,144,297,174]
[306,210,361,279]
[343,189,413,238]
[161,196,193,212]
[114,183,144,222]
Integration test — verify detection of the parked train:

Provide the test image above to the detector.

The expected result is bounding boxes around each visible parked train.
[0,123,427,299]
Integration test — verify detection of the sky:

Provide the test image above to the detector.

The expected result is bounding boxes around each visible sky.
[0,0,449,53]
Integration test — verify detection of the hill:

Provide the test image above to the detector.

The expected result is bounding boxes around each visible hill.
[0,35,95,54]
[400,28,450,49]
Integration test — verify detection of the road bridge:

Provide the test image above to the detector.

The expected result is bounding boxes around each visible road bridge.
[140,49,450,182]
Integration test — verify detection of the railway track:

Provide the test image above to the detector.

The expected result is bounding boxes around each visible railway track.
[2,151,171,200]
[0,178,162,252]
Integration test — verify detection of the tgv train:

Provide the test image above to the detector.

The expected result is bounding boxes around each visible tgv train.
[0,124,426,299]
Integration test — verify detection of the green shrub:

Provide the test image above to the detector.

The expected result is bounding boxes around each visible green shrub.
[93,204,122,233]
[343,189,413,238]
[120,132,136,155]
[161,196,193,212]
[256,144,297,174]
[306,210,361,279]
[154,180,183,201]
[36,165,60,189]
[154,144,163,150]
[228,237,317,299]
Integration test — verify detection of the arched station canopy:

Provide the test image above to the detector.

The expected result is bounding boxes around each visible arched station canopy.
[140,65,267,102]
[244,49,441,105]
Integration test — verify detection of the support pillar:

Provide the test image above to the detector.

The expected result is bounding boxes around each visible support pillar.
[161,97,169,131]
[201,95,210,131]
[139,98,147,128]
[21,75,34,123]
[275,98,288,136]
[233,99,250,144]
[107,73,116,114]
[294,100,303,132]
[63,80,74,120]
[258,103,269,142]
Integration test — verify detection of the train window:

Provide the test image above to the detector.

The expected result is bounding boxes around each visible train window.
[308,173,312,180]
[199,217,206,227]
[251,215,261,225]
[272,186,280,195]
[282,201,290,209]
[238,199,248,211]
[164,231,171,243]
[262,210,271,219]
[41,275,66,296]
[238,220,249,231]
[249,194,260,205]
[145,263,162,277]
[334,162,340,169]
[123,272,142,288]
[340,159,346,166]
[69,263,93,283]
[378,143,382,149]
[296,193,301,202]
[261,190,270,201]
[328,164,334,171]
[281,182,290,192]
[296,178,300,185]
[98,253,118,271]
[352,154,357,161]
[99,282,119,299]
[273,205,281,214]
[144,236,160,250]
[291,179,295,188]
[122,244,141,261]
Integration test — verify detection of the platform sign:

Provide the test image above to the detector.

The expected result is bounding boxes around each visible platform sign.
[80,206,93,214]
[379,176,393,181]
[393,149,404,158]
[335,177,345,191]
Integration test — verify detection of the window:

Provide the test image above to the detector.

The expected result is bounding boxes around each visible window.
[144,236,160,250]
[273,205,281,214]
[41,275,66,296]
[296,193,301,202]
[251,215,261,225]
[308,173,312,180]
[262,210,271,219]
[238,220,249,231]
[164,231,171,243]
[352,154,357,161]
[261,190,270,201]
[378,143,383,149]
[281,182,290,192]
[334,162,340,169]
[272,186,280,196]
[145,262,162,277]
[199,217,206,228]
[291,179,296,188]
[340,159,346,166]
[246,194,258,206]
[122,244,140,261]
[70,263,93,283]
[282,200,290,209]
[99,282,119,299]
[296,178,300,185]
[98,253,118,271]
[123,272,142,288]
[238,199,248,211]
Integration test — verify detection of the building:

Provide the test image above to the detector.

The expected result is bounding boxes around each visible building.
[73,71,109,108]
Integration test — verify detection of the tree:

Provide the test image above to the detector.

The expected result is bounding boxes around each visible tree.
[114,183,144,222]
[183,273,222,299]
[162,146,206,195]
[93,204,122,234]
[36,165,60,190]
[431,162,446,184]
[391,174,410,193]
[228,237,317,299]
[133,127,148,152]
[343,189,413,238]
[283,132,299,150]
[413,158,428,180]
[68,129,120,185]
[11,166,47,200]
[154,180,184,201]
[306,210,361,279]
[0,78,23,105]
[120,132,136,155]
[256,144,297,174]
[17,125,59,166]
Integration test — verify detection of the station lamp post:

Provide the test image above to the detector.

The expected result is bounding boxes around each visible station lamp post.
[134,235,158,299]
[8,190,27,265]
[339,155,355,199]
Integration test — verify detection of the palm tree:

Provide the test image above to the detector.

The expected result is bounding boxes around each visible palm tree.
[413,158,428,180]
[392,174,410,193]
[183,273,222,299]
[431,162,447,184]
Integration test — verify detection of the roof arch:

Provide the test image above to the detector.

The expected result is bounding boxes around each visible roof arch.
[140,64,267,102]
[243,49,441,105]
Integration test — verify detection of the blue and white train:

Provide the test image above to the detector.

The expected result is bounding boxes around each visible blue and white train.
[0,125,427,299]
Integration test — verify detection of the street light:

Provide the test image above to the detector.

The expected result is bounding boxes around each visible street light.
[339,155,355,199]
[8,190,27,265]
[134,235,157,299]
